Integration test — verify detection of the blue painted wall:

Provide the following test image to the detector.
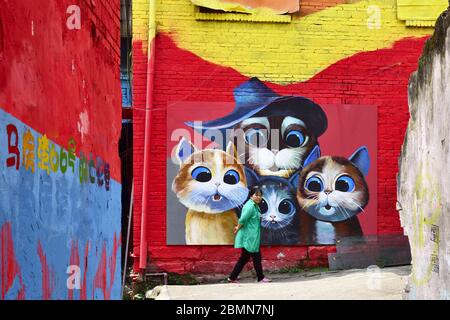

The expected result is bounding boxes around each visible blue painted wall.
[0,109,122,300]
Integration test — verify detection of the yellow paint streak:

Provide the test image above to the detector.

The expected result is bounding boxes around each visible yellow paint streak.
[132,0,152,44]
[144,0,434,83]
[410,162,442,286]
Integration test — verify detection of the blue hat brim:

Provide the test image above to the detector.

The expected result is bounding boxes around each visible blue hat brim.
[185,95,328,138]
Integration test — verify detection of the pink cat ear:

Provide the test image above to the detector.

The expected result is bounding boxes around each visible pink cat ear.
[175,137,196,165]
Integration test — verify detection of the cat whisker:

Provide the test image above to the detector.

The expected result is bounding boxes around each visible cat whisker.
[349,199,365,213]
[227,189,246,209]
[334,206,345,220]
[337,205,351,221]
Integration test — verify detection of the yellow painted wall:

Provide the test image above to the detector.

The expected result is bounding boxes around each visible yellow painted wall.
[132,0,441,84]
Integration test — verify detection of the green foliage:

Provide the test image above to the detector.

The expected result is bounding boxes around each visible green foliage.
[276,265,330,274]
[278,265,304,274]
[167,273,201,285]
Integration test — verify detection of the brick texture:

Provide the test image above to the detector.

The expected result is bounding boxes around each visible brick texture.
[131,0,432,275]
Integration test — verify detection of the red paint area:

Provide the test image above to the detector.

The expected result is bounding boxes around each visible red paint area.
[133,34,428,273]
[1,223,25,300]
[0,0,121,181]
[93,233,121,300]
[37,241,55,300]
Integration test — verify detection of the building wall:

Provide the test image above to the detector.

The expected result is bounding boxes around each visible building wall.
[132,0,440,274]
[0,0,122,299]
[398,8,450,300]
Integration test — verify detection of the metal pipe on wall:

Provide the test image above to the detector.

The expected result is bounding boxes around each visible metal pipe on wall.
[139,0,157,270]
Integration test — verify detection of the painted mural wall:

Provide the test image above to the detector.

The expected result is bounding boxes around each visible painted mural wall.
[398,8,450,300]
[0,1,122,299]
[167,80,377,246]
[132,0,443,274]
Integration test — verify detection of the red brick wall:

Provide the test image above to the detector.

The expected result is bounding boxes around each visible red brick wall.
[131,0,431,275]
[132,33,427,275]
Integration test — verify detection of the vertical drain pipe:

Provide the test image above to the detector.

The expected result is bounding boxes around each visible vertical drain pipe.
[139,0,156,270]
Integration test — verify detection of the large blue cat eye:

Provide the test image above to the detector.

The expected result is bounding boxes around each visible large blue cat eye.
[223,170,240,185]
[259,199,268,213]
[278,200,295,215]
[191,166,212,182]
[335,175,356,192]
[244,128,268,147]
[285,130,306,148]
[305,176,324,192]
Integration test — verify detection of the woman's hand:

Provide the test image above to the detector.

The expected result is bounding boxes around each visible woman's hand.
[233,224,242,234]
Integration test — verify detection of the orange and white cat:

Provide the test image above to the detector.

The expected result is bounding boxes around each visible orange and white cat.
[172,138,249,245]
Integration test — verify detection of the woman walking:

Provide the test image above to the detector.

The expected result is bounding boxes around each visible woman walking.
[228,186,271,283]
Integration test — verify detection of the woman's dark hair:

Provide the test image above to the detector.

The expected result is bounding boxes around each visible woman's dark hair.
[249,186,263,197]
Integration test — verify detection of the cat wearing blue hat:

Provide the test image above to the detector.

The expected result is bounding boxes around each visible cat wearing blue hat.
[186,77,328,179]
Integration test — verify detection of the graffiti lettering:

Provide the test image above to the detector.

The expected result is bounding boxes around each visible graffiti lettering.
[431,254,439,274]
[79,153,89,184]
[4,125,111,191]
[96,157,104,188]
[22,129,35,173]
[38,134,50,175]
[49,144,59,173]
[410,163,441,286]
[104,163,110,191]
[60,147,68,174]
[6,124,20,170]
[430,225,439,243]
[68,138,76,173]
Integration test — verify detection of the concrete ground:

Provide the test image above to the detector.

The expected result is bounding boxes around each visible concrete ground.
[153,266,411,300]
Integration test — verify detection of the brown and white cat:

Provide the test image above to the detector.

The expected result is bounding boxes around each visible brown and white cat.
[296,147,370,244]
[172,138,249,245]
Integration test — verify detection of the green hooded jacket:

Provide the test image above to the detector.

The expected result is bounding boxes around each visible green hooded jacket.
[234,199,261,253]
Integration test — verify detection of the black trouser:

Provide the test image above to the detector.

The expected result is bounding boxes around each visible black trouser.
[229,249,264,281]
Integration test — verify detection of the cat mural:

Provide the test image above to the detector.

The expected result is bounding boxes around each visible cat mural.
[186,77,328,179]
[172,138,249,245]
[296,147,370,244]
[169,77,373,246]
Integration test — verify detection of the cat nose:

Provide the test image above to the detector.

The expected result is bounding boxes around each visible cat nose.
[215,182,221,187]
[324,189,332,195]
[270,215,276,219]
[272,149,279,155]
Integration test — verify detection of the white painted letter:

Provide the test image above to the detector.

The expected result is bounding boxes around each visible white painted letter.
[66,265,81,290]
[66,5,81,30]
